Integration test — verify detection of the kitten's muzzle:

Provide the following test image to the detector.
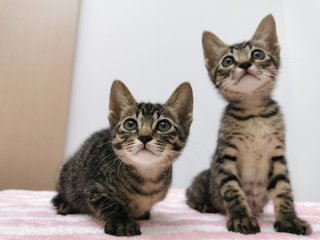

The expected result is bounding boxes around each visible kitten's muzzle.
[234,68,260,85]
[134,143,159,156]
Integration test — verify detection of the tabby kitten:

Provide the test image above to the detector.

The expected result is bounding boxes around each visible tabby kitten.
[186,15,312,235]
[52,80,193,236]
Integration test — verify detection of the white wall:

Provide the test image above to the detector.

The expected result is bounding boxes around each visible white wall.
[65,0,320,201]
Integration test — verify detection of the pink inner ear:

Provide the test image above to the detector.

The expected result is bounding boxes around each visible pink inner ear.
[229,74,264,93]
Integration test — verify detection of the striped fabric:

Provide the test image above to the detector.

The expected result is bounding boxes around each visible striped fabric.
[0,189,319,240]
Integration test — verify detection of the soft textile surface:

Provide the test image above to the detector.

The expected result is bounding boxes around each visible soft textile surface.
[0,189,319,240]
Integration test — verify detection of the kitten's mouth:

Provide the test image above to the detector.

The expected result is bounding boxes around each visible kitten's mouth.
[134,146,158,156]
[228,70,264,93]
[130,146,162,165]
[235,71,260,85]
[137,148,156,156]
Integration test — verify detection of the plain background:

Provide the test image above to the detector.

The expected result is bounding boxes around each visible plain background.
[65,0,320,201]
[0,0,80,190]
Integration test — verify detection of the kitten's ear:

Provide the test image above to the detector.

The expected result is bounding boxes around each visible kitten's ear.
[165,82,193,129]
[108,80,136,127]
[202,31,227,69]
[251,14,280,55]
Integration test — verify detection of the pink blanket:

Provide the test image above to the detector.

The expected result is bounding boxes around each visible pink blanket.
[0,189,319,239]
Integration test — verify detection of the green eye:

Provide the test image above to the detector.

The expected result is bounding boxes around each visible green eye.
[222,56,235,67]
[156,120,172,132]
[251,49,265,60]
[123,118,137,131]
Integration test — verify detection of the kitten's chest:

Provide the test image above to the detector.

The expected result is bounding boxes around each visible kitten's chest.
[128,182,168,218]
[234,118,279,214]
[236,118,279,182]
[240,118,278,153]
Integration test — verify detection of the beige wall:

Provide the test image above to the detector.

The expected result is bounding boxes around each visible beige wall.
[0,0,80,190]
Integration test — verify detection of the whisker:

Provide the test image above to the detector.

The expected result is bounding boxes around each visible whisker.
[220,78,233,93]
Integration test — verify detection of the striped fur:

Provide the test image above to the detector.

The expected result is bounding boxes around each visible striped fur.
[52,80,193,236]
[187,15,312,235]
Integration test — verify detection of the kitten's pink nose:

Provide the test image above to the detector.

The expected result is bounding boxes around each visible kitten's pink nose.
[138,135,153,144]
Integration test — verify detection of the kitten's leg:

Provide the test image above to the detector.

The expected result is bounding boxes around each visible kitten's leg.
[87,188,141,236]
[216,153,260,234]
[268,154,312,235]
[51,193,79,215]
[186,169,218,213]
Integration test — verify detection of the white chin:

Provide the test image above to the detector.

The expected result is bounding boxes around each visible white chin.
[229,74,264,93]
[130,149,162,165]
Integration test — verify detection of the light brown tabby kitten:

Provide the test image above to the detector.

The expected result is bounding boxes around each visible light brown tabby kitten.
[186,15,312,235]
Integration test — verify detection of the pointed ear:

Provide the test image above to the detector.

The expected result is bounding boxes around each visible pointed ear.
[108,80,136,127]
[165,82,193,130]
[202,31,227,70]
[251,14,280,56]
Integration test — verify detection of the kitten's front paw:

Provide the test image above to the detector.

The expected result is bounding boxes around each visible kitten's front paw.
[227,216,260,234]
[52,194,78,215]
[274,216,312,235]
[104,218,141,236]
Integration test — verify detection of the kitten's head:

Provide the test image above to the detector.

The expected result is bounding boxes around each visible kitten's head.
[108,80,193,172]
[202,15,280,101]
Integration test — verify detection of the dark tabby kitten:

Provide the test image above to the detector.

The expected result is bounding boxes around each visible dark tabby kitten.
[52,80,193,236]
[186,15,312,235]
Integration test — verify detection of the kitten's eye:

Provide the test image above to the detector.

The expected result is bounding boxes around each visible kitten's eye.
[123,118,137,131]
[222,56,235,67]
[156,120,172,132]
[251,49,265,60]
